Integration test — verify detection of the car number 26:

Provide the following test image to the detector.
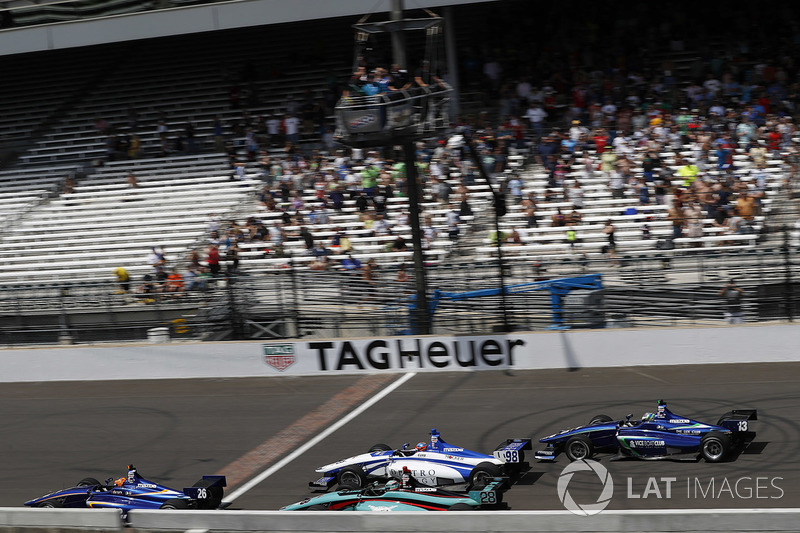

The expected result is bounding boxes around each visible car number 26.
[196,488,208,499]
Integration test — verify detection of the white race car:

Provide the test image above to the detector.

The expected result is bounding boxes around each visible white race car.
[310,429,531,491]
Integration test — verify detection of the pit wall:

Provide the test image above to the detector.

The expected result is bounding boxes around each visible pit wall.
[2,507,800,533]
[1,323,798,383]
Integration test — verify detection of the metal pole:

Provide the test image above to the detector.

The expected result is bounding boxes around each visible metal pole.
[289,257,302,337]
[390,0,407,68]
[443,6,460,119]
[464,136,510,332]
[784,225,794,322]
[404,141,431,334]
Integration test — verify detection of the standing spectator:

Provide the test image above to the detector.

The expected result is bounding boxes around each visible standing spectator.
[507,174,523,204]
[147,246,166,272]
[284,113,300,144]
[602,219,619,266]
[446,207,460,242]
[719,280,744,324]
[300,226,314,252]
[206,244,221,277]
[525,102,547,139]
[226,241,240,274]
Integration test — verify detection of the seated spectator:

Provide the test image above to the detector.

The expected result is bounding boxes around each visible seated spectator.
[390,235,408,252]
[341,253,362,271]
[309,255,330,271]
[165,269,185,294]
[312,242,332,258]
[114,267,130,294]
[372,214,391,236]
[389,64,411,91]
[551,207,567,227]
[396,263,410,282]
[135,274,157,303]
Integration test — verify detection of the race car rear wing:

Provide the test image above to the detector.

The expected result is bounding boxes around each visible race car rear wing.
[309,476,337,490]
[467,478,508,509]
[492,439,532,463]
[183,475,227,502]
[717,409,758,433]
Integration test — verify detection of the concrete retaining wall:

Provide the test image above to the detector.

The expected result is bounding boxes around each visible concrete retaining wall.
[0,508,121,530]
[3,508,798,533]
[1,324,798,383]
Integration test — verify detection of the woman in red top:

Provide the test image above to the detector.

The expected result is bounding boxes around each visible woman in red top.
[206,245,221,276]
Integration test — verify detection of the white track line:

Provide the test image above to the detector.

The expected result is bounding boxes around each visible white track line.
[222,371,417,504]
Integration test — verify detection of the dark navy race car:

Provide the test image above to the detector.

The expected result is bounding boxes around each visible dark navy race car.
[24,465,226,512]
[535,401,757,462]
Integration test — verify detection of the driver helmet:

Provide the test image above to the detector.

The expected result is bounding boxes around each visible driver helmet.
[641,412,655,422]
[415,441,427,451]
[384,480,400,491]
[114,477,126,487]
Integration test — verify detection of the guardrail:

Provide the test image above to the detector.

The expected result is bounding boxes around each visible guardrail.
[4,508,799,533]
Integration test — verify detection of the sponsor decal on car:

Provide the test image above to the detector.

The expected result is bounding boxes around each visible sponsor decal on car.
[630,440,666,448]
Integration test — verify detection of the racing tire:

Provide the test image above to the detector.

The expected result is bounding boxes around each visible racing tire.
[39,500,63,508]
[368,443,392,452]
[701,431,731,463]
[193,478,224,509]
[589,414,614,425]
[447,503,476,511]
[160,498,191,510]
[77,477,101,487]
[337,467,367,489]
[565,435,594,462]
[469,462,503,489]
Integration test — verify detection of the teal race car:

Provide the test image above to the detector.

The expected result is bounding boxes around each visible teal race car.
[284,468,506,511]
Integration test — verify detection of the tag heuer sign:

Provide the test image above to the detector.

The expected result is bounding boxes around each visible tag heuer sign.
[263,344,295,371]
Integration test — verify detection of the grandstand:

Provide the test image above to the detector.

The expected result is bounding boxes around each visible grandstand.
[0,0,799,345]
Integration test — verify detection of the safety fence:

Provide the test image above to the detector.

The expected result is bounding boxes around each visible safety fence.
[0,246,798,346]
[3,507,800,533]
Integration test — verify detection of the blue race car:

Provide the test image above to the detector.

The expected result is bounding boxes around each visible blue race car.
[535,401,757,463]
[24,465,226,511]
[287,468,506,511]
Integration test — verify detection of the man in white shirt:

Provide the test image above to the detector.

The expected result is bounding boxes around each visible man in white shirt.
[525,103,547,138]
[284,114,300,143]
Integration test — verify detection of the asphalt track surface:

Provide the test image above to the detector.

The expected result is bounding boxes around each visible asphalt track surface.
[2,362,798,511]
